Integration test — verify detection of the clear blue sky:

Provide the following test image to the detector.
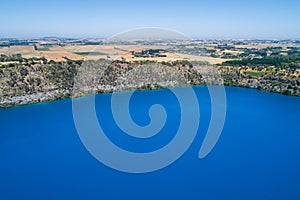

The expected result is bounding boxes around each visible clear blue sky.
[1,0,300,39]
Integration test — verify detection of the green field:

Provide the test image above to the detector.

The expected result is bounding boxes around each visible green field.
[245,71,266,77]
[37,45,52,51]
[74,52,105,56]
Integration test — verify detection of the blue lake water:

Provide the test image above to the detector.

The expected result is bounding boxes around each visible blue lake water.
[0,86,300,199]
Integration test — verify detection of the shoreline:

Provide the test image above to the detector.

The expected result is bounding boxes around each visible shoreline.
[1,85,299,109]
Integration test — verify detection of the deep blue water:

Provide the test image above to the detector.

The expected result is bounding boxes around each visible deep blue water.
[0,86,300,200]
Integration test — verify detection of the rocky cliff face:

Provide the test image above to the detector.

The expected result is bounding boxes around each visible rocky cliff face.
[0,59,299,108]
[0,60,204,107]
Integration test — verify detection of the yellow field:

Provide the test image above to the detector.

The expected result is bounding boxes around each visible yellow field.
[0,46,38,58]
[64,45,229,64]
[0,45,83,61]
[37,46,84,61]
[0,44,230,64]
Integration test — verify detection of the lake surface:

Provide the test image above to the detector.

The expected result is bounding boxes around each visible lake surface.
[0,86,300,199]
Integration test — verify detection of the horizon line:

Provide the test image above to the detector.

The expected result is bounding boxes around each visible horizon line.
[1,35,300,41]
